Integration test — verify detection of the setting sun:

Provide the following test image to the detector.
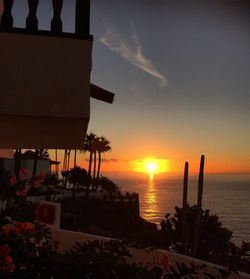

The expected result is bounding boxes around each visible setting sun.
[133,158,169,174]
[146,162,157,173]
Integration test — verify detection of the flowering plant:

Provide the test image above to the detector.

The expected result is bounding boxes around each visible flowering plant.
[0,217,56,278]
[10,169,46,197]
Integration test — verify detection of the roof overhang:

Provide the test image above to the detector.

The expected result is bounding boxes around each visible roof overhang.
[90,84,115,104]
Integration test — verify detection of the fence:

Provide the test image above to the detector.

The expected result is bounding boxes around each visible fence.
[0,0,90,36]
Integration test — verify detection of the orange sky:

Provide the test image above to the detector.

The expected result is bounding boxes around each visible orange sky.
[54,149,250,174]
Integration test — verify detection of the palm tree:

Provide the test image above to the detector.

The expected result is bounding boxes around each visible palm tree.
[83,133,96,179]
[89,137,100,189]
[74,149,77,168]
[96,137,111,185]
[32,149,49,177]
[14,149,22,179]
[32,149,39,177]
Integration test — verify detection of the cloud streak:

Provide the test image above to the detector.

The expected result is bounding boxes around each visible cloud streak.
[100,29,167,87]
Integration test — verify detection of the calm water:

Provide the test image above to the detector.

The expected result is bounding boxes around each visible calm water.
[104,172,250,245]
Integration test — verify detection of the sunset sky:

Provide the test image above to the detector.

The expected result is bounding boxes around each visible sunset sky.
[11,0,250,173]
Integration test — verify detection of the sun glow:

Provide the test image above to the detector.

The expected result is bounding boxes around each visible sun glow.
[133,158,169,174]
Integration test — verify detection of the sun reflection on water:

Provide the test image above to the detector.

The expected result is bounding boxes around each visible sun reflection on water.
[143,173,159,222]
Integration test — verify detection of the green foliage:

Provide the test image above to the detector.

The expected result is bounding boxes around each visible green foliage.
[0,213,223,279]
[160,205,250,273]
[0,217,57,278]
[43,174,61,187]
[62,167,89,187]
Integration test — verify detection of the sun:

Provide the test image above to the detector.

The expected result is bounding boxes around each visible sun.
[146,162,157,173]
[133,158,169,174]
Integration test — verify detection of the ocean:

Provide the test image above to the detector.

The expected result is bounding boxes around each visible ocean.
[104,172,250,245]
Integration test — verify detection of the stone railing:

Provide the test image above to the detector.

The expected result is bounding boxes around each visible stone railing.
[0,0,90,37]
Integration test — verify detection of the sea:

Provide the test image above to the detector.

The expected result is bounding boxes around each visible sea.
[104,172,250,246]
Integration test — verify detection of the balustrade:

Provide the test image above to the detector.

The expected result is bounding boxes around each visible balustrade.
[0,0,90,36]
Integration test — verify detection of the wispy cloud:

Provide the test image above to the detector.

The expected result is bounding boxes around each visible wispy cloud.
[100,28,168,87]
[85,158,123,163]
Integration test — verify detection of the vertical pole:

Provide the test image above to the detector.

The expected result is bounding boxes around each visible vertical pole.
[55,149,58,179]
[192,154,205,257]
[75,0,90,35]
[74,149,76,168]
[181,162,189,254]
[0,0,4,25]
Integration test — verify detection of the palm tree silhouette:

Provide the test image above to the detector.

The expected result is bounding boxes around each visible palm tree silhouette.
[83,133,96,185]
[96,136,111,185]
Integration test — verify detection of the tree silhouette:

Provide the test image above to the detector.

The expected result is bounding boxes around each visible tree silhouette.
[83,133,96,176]
[96,136,111,185]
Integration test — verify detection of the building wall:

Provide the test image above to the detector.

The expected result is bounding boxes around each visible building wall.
[0,149,14,159]
[0,158,50,177]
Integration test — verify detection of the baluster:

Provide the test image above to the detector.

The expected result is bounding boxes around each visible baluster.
[75,0,90,35]
[51,0,63,33]
[26,0,39,32]
[1,0,14,30]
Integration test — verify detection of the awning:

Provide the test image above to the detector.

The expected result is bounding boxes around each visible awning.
[90,84,115,104]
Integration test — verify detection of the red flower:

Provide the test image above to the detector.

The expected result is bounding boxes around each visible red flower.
[16,191,21,196]
[12,222,33,234]
[22,186,28,195]
[39,171,46,180]
[5,263,15,273]
[0,226,9,235]
[10,175,17,184]
[22,222,32,232]
[0,246,10,257]
[162,254,170,270]
[21,168,29,177]
[33,181,40,187]
[3,255,12,265]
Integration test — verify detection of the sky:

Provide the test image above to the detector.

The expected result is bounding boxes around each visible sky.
[8,0,250,173]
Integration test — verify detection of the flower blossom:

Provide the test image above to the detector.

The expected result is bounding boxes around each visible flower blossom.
[21,168,29,177]
[0,226,9,235]
[10,176,17,184]
[0,246,10,257]
[162,254,170,270]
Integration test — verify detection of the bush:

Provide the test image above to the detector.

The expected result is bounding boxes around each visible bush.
[160,205,250,273]
[99,177,119,194]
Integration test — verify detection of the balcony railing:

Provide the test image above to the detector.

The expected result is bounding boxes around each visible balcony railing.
[0,0,90,38]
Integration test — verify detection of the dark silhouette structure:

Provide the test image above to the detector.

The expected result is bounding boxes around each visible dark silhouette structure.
[0,0,114,149]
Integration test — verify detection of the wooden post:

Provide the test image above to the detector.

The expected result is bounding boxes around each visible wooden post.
[75,0,90,35]
[192,154,205,257]
[181,161,189,254]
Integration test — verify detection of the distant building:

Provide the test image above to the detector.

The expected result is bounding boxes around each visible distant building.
[0,152,59,178]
